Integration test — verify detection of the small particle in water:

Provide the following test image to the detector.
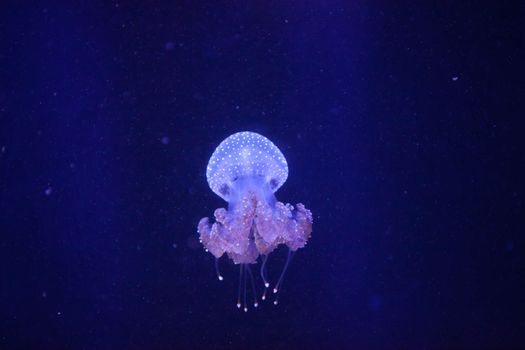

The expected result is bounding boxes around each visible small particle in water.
[161,136,170,145]
[70,163,75,169]
[57,311,62,316]
[165,42,175,51]
[172,242,178,249]
[44,187,52,196]
[42,291,47,298]
[1,146,5,153]
[369,294,383,312]
[235,105,240,110]
[506,240,514,252]
[452,76,459,81]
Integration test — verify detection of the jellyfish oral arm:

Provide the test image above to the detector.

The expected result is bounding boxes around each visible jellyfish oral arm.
[255,201,312,253]
[197,176,312,264]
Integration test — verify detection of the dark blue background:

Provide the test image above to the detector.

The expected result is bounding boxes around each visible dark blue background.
[1,1,523,349]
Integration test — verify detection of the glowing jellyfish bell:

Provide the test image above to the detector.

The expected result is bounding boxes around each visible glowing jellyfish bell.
[198,131,313,311]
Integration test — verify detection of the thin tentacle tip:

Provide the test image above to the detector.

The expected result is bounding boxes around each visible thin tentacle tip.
[218,276,224,281]
[254,302,259,308]
[236,303,241,309]
[264,282,270,288]
[273,300,279,305]
[273,288,278,294]
[244,307,248,312]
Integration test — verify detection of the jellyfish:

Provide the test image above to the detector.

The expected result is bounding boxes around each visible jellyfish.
[197,131,313,311]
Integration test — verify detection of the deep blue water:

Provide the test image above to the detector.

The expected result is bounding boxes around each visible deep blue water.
[1,1,523,349]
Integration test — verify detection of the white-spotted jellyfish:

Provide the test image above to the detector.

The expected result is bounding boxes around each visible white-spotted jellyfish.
[197,131,313,311]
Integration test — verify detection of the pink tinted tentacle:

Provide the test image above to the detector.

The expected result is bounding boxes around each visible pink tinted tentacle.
[273,249,295,305]
[214,257,223,281]
[236,264,243,309]
[260,254,269,288]
[243,264,248,312]
[246,264,259,308]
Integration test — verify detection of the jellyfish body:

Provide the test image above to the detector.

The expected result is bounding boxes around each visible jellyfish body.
[198,132,313,309]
